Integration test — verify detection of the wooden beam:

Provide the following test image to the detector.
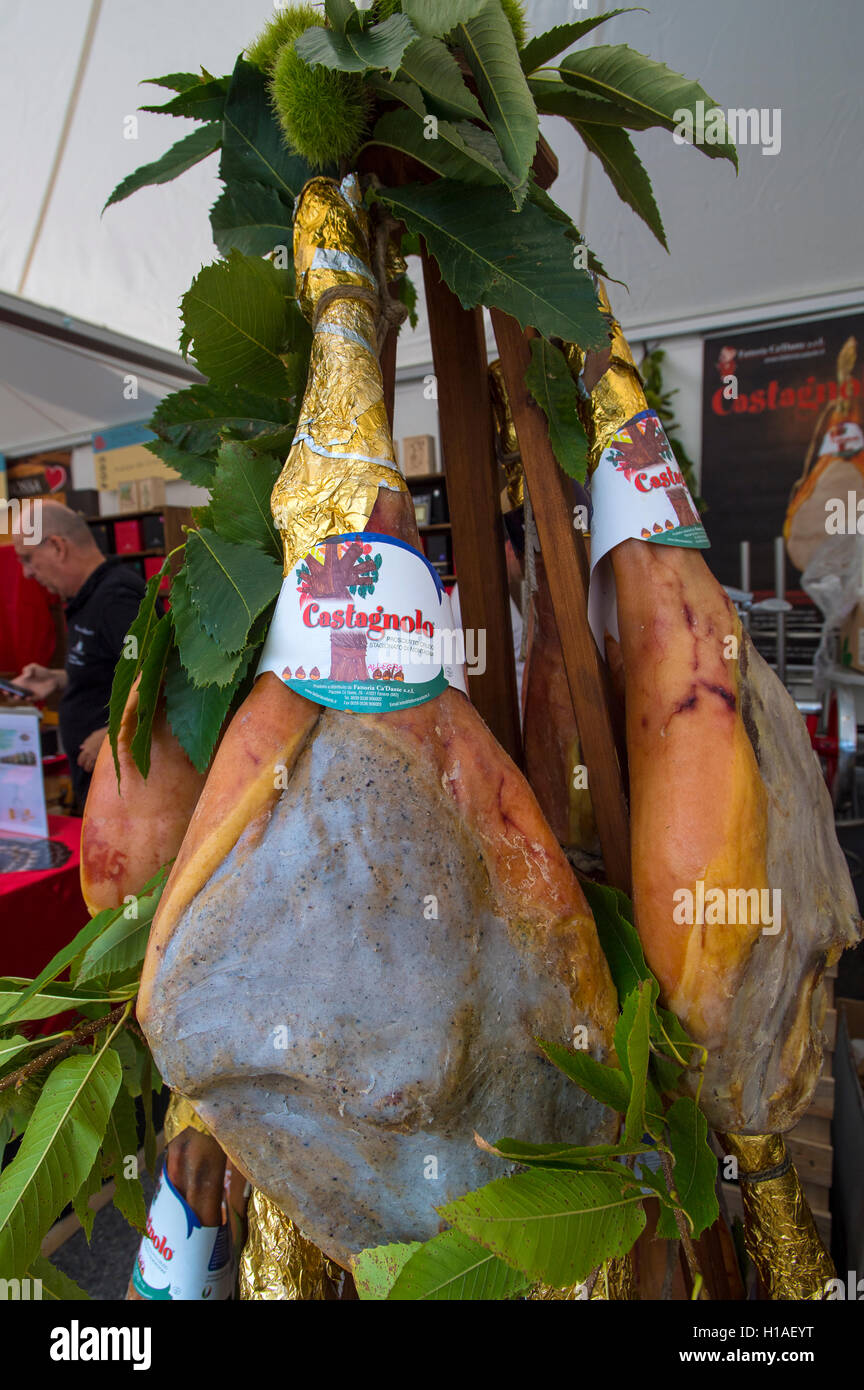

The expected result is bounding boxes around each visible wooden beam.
[422,252,522,766]
[380,319,397,433]
[491,309,631,893]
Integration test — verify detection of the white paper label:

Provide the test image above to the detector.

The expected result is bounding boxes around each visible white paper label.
[819,421,864,458]
[133,1170,234,1301]
[588,409,710,647]
[258,532,467,712]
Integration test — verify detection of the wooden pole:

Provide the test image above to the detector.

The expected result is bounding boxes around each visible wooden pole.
[422,252,522,766]
[379,278,400,433]
[491,310,631,893]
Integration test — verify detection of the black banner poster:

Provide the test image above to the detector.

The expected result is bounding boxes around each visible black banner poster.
[700,311,864,591]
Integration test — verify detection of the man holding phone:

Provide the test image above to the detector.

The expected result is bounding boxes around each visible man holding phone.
[11,501,146,812]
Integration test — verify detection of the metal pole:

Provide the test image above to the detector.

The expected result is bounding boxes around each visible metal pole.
[740,540,751,633]
[775,536,786,685]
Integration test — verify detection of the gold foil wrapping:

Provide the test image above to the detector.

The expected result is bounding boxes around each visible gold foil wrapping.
[293,173,372,321]
[721,1133,835,1299]
[163,1092,211,1143]
[238,1189,354,1301]
[528,1253,635,1300]
[488,358,524,508]
[271,175,407,574]
[384,237,408,286]
[565,282,646,474]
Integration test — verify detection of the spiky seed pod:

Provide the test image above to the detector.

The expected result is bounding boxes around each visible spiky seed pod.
[246,4,322,73]
[499,0,528,49]
[270,40,371,169]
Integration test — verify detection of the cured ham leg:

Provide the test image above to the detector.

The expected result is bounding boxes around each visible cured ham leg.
[580,299,861,1133]
[81,684,205,912]
[139,176,617,1268]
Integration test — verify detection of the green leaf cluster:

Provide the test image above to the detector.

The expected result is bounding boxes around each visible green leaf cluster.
[524,336,589,482]
[111,125,314,772]
[354,884,717,1299]
[107,462,283,775]
[99,5,739,678]
[104,54,321,778]
[0,870,170,1296]
[104,0,739,369]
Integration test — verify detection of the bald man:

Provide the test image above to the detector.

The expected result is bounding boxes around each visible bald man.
[12,501,148,811]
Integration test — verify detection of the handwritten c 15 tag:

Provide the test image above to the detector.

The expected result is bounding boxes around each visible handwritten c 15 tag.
[258,532,468,712]
[588,409,709,647]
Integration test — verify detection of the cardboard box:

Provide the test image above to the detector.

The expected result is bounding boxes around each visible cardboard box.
[116,480,139,513]
[141,514,165,550]
[424,534,450,568]
[144,556,171,592]
[65,487,100,517]
[113,519,143,554]
[90,522,112,555]
[841,602,864,673]
[113,476,167,513]
[429,485,447,524]
[137,477,167,511]
[402,435,437,477]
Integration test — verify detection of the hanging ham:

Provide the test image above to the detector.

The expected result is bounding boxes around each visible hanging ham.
[81,683,205,913]
[580,303,862,1134]
[138,177,618,1267]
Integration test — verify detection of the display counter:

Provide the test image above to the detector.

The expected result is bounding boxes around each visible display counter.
[1,814,88,981]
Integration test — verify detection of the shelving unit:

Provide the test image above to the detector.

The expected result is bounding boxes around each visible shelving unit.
[86,505,192,587]
[404,473,455,584]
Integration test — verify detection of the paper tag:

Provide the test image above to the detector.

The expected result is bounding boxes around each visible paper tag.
[818,421,864,458]
[588,409,709,647]
[258,532,468,712]
[133,1170,234,1301]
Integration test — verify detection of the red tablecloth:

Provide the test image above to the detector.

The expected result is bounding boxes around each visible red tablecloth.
[1,815,88,980]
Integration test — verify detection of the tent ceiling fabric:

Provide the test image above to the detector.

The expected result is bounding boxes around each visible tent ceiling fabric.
[1,0,862,378]
[0,306,192,455]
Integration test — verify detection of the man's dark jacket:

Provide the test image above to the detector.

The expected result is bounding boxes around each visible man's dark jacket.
[61,562,145,809]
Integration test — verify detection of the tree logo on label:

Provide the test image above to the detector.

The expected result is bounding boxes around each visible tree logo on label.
[294,537,383,682]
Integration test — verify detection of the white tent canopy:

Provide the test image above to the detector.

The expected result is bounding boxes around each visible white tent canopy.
[2,0,863,461]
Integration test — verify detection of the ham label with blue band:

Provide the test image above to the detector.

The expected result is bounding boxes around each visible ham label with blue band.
[258,532,468,712]
[588,410,709,647]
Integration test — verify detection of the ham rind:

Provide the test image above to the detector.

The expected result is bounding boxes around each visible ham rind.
[612,538,860,1132]
[140,486,617,1265]
[81,686,205,913]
